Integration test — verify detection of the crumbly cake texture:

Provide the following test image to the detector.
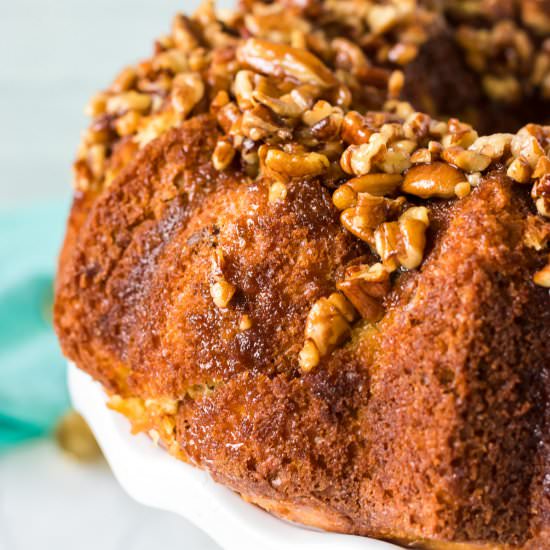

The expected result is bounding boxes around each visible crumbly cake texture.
[54,1,550,548]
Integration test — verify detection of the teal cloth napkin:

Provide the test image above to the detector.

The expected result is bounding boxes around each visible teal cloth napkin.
[0,202,70,451]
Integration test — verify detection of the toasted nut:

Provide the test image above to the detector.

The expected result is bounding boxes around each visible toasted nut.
[241,105,284,141]
[357,64,391,88]
[303,100,339,126]
[524,215,550,250]
[85,93,108,117]
[532,174,550,200]
[341,111,374,145]
[428,140,443,155]
[333,184,357,210]
[111,67,138,93]
[299,339,320,372]
[304,293,354,356]
[72,0,550,370]
[346,262,390,285]
[523,0,550,33]
[454,181,471,198]
[402,162,466,198]
[398,216,428,270]
[511,131,545,168]
[410,148,432,164]
[265,149,329,177]
[534,261,550,287]
[341,134,387,175]
[210,90,230,115]
[392,139,417,156]
[379,150,412,174]
[347,173,403,196]
[153,49,189,73]
[234,70,256,110]
[482,74,522,103]
[172,72,205,117]
[210,279,236,309]
[237,39,338,88]
[340,194,400,242]
[374,207,430,271]
[115,110,141,136]
[441,147,492,173]
[533,155,550,179]
[332,37,369,73]
[374,221,400,270]
[532,51,550,85]
[330,82,353,109]
[467,172,482,187]
[243,5,311,42]
[337,279,385,322]
[88,144,106,180]
[289,84,321,111]
[341,207,383,241]
[387,43,419,66]
[337,263,390,321]
[388,70,405,98]
[507,157,532,183]
[134,110,181,148]
[172,14,200,51]
[380,122,404,142]
[400,205,430,226]
[239,314,253,331]
[327,292,356,323]
[149,429,161,446]
[253,89,303,118]
[469,134,513,159]
[442,128,479,150]
[107,91,152,114]
[83,125,110,145]
[403,111,431,140]
[268,181,288,203]
[367,3,408,34]
[212,139,236,171]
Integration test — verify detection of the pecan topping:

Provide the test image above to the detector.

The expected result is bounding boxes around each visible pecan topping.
[237,39,338,88]
[73,0,550,371]
[402,162,467,199]
[299,293,357,372]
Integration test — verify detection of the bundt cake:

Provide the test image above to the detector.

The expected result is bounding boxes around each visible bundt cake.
[54,1,550,548]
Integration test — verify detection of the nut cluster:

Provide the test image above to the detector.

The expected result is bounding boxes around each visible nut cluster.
[455,20,548,103]
[299,292,357,372]
[431,0,550,103]
[296,111,550,368]
[210,249,236,309]
[440,0,550,35]
[74,0,442,192]
[75,0,550,373]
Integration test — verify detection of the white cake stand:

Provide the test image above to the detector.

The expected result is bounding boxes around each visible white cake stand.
[68,364,401,550]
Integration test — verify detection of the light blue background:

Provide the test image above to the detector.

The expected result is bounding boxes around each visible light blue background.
[0,0,230,205]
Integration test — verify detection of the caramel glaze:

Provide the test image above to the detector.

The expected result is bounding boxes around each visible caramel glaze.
[54,115,549,548]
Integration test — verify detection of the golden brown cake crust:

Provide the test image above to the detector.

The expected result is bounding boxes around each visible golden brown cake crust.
[54,1,550,548]
[55,113,550,548]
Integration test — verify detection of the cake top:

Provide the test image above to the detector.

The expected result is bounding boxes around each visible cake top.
[72,0,550,371]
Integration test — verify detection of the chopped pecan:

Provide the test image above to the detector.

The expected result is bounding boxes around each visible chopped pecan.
[299,292,356,372]
[237,38,338,88]
[337,263,390,321]
[402,162,467,199]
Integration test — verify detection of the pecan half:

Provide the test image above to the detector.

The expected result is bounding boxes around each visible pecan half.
[237,39,338,88]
